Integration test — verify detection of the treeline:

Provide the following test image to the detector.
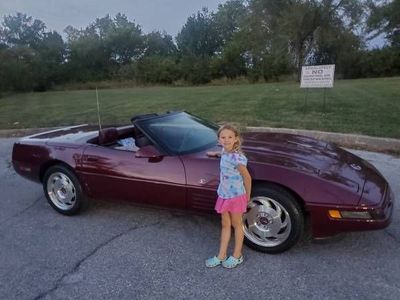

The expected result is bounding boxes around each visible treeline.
[0,0,399,92]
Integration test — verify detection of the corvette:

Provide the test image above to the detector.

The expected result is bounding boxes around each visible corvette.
[12,111,394,253]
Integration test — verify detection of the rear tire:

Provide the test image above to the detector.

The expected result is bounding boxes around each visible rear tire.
[43,165,88,215]
[243,183,304,254]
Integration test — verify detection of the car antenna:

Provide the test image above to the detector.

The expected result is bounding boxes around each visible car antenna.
[96,86,102,131]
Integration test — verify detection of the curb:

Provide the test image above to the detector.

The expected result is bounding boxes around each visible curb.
[1,126,399,154]
[0,127,60,138]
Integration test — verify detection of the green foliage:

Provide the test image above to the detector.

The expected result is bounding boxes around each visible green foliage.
[1,12,46,48]
[179,54,212,84]
[367,0,400,46]
[66,32,110,81]
[311,25,363,79]
[0,13,67,91]
[210,42,247,79]
[176,8,221,57]
[104,13,144,64]
[143,32,177,57]
[0,47,35,91]
[63,13,146,84]
[264,0,364,80]
[213,0,247,46]
[359,47,400,77]
[0,3,399,93]
[136,56,181,84]
[32,31,65,90]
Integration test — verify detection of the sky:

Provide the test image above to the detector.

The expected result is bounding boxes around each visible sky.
[0,0,227,37]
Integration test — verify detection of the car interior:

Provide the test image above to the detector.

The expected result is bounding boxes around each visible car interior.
[89,125,152,152]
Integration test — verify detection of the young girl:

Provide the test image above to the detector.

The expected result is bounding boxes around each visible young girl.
[205,124,252,269]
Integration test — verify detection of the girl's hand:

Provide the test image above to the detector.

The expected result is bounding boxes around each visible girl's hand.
[206,151,220,157]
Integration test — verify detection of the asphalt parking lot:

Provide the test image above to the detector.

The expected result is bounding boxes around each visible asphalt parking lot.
[1,137,399,300]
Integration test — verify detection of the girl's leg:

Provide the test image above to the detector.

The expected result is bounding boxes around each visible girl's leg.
[230,212,244,258]
[217,212,231,260]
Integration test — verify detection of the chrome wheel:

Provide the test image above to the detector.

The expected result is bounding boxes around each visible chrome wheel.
[46,172,77,210]
[243,196,291,248]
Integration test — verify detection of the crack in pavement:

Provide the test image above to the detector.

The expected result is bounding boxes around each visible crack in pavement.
[0,195,43,226]
[0,158,16,177]
[33,220,163,300]
[4,158,12,169]
[384,229,400,244]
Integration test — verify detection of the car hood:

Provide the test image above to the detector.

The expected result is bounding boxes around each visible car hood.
[243,132,369,194]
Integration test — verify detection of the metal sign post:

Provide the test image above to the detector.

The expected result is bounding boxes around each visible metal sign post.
[304,88,309,112]
[300,64,335,113]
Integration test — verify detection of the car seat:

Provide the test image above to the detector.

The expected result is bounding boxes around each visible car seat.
[98,127,118,146]
[135,135,152,148]
[132,126,152,148]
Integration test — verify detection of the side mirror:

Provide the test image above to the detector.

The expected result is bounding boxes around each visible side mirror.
[135,145,163,158]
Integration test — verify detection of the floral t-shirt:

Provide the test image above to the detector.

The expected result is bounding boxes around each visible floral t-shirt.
[217,150,248,199]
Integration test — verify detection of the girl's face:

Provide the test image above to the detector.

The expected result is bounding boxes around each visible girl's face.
[218,129,238,152]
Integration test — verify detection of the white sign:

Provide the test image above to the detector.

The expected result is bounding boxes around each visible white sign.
[300,64,335,88]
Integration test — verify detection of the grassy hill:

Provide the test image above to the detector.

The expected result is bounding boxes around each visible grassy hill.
[0,77,399,138]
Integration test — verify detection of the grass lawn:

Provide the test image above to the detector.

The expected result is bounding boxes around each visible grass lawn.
[0,77,399,138]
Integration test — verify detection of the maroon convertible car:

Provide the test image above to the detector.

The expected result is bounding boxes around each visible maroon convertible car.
[12,111,394,253]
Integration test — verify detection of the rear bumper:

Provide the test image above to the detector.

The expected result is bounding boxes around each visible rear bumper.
[308,185,394,238]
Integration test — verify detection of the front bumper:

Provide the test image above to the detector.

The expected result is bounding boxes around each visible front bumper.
[308,185,394,238]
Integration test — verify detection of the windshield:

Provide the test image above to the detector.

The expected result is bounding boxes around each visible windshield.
[135,112,218,155]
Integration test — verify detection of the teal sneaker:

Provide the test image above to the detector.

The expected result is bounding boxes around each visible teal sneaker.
[222,255,243,268]
[205,256,226,268]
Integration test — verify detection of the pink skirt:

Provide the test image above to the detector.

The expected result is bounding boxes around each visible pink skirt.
[215,194,248,214]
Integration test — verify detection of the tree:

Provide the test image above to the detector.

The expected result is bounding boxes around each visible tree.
[176,8,222,83]
[236,0,293,81]
[210,0,248,79]
[245,0,365,80]
[359,46,400,77]
[0,12,46,48]
[32,31,66,90]
[104,13,144,64]
[179,54,212,84]
[211,41,247,79]
[64,13,145,81]
[367,0,400,47]
[176,8,221,57]
[143,31,177,57]
[213,0,247,46]
[136,56,181,84]
[65,27,110,81]
[310,23,363,78]
[0,13,65,91]
[0,47,35,91]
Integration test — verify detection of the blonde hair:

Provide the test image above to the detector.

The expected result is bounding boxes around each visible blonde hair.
[217,123,243,153]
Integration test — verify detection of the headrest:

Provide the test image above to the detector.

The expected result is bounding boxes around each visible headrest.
[98,127,118,145]
[135,135,152,148]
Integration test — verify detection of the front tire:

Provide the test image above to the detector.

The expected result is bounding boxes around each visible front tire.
[43,165,88,215]
[243,184,304,254]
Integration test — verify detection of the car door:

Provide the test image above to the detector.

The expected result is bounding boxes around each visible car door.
[79,144,186,209]
[180,148,220,213]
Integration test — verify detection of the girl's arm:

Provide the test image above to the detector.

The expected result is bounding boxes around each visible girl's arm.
[206,151,221,157]
[237,164,252,202]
